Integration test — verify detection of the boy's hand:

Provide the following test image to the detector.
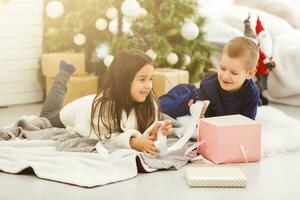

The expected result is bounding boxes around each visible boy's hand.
[189,100,210,118]
[200,100,210,118]
[130,136,159,154]
[149,120,172,140]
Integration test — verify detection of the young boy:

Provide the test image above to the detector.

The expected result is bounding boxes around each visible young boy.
[160,36,260,120]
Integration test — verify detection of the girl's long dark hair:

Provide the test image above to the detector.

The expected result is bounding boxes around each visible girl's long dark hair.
[90,50,158,140]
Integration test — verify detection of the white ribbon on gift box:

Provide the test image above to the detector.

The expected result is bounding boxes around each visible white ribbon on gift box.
[183,140,249,164]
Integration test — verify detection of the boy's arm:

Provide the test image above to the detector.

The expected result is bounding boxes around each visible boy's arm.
[159,84,198,118]
[240,92,260,120]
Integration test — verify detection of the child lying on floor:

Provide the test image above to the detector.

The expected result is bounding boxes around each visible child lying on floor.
[40,50,172,154]
[160,36,260,120]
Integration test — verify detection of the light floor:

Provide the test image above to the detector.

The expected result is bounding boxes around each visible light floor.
[0,103,300,200]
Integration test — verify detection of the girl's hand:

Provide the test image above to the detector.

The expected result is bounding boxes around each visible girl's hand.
[149,120,172,140]
[160,120,172,136]
[130,136,159,154]
[188,99,194,107]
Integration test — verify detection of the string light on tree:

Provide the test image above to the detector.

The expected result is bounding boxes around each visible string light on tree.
[167,52,179,65]
[146,49,157,61]
[122,17,133,35]
[46,0,64,19]
[104,55,114,67]
[95,43,110,59]
[180,20,199,40]
[73,33,86,46]
[108,19,118,35]
[95,18,108,31]
[121,0,141,19]
[106,7,118,19]
[183,54,191,65]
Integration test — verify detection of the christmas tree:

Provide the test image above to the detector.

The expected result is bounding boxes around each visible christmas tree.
[43,0,213,82]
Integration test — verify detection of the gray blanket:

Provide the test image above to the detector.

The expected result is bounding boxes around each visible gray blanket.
[0,115,196,173]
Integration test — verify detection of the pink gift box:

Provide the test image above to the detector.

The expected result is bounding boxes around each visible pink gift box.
[197,114,261,164]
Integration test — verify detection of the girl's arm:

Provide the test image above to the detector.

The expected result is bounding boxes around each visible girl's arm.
[114,120,172,154]
[129,135,159,154]
[60,95,96,137]
[113,129,143,149]
[112,128,159,154]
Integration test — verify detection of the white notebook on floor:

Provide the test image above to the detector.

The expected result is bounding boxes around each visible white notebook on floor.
[184,167,247,188]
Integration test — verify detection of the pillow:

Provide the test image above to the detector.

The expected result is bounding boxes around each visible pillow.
[197,0,233,20]
[234,0,300,29]
[198,0,240,45]
[222,5,293,37]
[202,19,243,46]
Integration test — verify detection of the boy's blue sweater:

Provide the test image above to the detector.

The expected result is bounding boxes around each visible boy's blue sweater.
[199,73,260,120]
[159,73,260,120]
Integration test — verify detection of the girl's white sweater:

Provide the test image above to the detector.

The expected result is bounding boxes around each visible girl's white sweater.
[60,94,152,149]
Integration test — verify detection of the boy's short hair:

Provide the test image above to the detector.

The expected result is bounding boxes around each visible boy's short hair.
[222,36,259,70]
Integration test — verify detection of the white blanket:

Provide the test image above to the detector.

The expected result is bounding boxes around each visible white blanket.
[0,140,138,187]
[256,106,300,156]
[265,30,300,106]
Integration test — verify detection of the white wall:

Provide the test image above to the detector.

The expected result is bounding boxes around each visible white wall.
[0,0,43,106]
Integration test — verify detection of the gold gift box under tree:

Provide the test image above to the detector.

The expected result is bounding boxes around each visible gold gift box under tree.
[42,53,98,105]
[152,68,189,97]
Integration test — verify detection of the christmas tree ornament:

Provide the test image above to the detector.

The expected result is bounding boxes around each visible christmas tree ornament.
[95,43,110,59]
[146,49,157,61]
[106,7,118,19]
[256,17,273,62]
[46,0,64,19]
[180,20,199,40]
[183,54,191,65]
[95,18,108,31]
[73,33,86,46]
[108,19,118,35]
[121,0,141,18]
[104,55,114,67]
[167,52,179,65]
[255,17,276,76]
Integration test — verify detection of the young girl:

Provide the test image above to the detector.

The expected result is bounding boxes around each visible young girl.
[40,50,172,154]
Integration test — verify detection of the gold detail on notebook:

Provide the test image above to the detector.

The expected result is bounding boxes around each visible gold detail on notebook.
[184,167,247,188]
